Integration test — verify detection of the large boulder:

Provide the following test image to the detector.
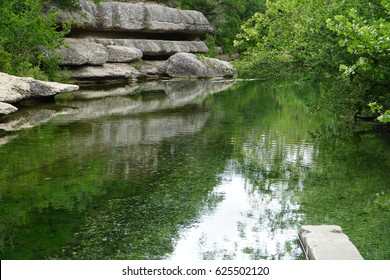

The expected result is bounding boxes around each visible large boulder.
[0,71,79,104]
[165,53,235,78]
[201,57,235,78]
[56,1,213,35]
[165,53,211,78]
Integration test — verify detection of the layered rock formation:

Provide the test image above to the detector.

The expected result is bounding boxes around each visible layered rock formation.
[55,0,234,82]
[57,1,213,35]
[0,2,234,117]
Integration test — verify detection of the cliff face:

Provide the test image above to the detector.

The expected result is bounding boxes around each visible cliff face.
[58,1,213,35]
[55,0,234,82]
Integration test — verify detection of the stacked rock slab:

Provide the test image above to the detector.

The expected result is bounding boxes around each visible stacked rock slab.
[55,0,234,82]
[0,72,79,116]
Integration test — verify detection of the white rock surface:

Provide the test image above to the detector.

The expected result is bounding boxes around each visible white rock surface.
[71,63,142,80]
[60,40,108,65]
[56,1,213,35]
[0,72,79,104]
[299,225,364,260]
[0,102,18,115]
[165,53,235,78]
[106,45,143,62]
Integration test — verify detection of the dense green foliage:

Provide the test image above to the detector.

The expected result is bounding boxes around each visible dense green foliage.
[0,0,70,80]
[176,0,266,54]
[0,0,103,80]
[157,0,266,54]
[234,0,390,122]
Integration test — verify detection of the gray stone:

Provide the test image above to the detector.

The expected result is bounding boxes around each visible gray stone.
[51,1,233,81]
[106,46,143,62]
[56,1,213,35]
[140,61,167,76]
[60,40,108,65]
[55,0,98,29]
[201,57,235,78]
[92,38,208,56]
[0,72,31,103]
[0,72,79,104]
[27,79,80,97]
[145,4,213,34]
[98,2,145,31]
[0,102,18,116]
[165,53,211,78]
[299,225,364,260]
[71,63,142,80]
[165,53,235,78]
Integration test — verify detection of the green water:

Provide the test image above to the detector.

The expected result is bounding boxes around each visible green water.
[0,79,389,260]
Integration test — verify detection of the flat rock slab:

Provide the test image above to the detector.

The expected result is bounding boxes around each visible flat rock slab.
[92,38,208,56]
[299,225,364,260]
[55,1,213,35]
[71,63,142,80]
[0,72,79,103]
[60,41,109,65]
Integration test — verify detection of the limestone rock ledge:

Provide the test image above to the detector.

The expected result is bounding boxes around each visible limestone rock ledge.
[69,54,235,81]
[0,72,79,115]
[56,0,214,35]
[54,1,235,81]
[59,38,208,65]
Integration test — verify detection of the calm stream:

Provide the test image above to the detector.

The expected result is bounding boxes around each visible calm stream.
[0,78,389,260]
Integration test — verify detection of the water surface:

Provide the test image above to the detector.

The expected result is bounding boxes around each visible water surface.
[0,79,389,260]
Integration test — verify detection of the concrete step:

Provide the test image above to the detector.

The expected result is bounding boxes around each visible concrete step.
[299,225,364,260]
